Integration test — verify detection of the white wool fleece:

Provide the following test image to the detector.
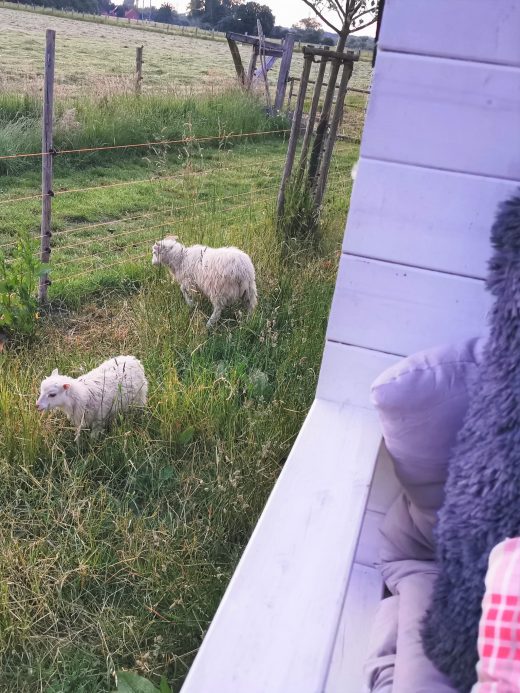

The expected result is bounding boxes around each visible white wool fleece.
[37,355,148,440]
[152,237,257,327]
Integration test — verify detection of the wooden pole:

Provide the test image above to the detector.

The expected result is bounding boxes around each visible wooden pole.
[307,56,342,187]
[135,45,143,94]
[38,29,55,304]
[274,32,295,113]
[257,20,271,110]
[314,60,354,208]
[276,52,313,218]
[246,45,258,88]
[287,77,295,110]
[298,50,328,176]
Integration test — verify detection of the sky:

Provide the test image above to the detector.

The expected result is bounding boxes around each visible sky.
[165,1,377,35]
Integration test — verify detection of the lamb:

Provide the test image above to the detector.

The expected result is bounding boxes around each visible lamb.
[152,236,257,327]
[36,355,148,440]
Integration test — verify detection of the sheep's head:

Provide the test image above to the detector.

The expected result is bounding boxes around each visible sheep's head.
[152,237,183,269]
[36,369,73,412]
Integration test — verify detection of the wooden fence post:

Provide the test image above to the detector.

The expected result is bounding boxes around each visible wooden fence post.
[227,36,246,86]
[314,60,354,208]
[298,49,329,175]
[276,52,313,218]
[38,29,55,304]
[135,45,143,94]
[308,56,342,186]
[274,32,295,112]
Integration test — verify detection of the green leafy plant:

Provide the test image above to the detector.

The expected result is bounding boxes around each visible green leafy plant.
[115,671,172,693]
[0,229,42,341]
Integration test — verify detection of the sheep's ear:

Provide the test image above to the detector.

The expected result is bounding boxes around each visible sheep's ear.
[63,383,70,390]
[51,368,59,376]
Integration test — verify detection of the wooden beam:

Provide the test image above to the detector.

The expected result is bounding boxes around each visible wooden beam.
[277,53,313,217]
[246,45,259,88]
[227,37,245,85]
[302,45,359,61]
[226,31,283,53]
[274,32,295,112]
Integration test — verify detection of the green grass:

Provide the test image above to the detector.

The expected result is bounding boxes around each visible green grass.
[0,4,373,100]
[0,83,358,689]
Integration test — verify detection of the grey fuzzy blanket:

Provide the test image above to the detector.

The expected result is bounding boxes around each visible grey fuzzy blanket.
[421,192,520,692]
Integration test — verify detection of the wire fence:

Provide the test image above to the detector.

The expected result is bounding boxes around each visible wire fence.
[49,174,351,286]
[0,120,354,299]
[0,27,361,303]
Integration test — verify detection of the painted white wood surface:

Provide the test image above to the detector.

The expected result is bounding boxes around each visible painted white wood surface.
[327,255,491,357]
[324,563,384,693]
[181,399,382,693]
[379,0,520,68]
[317,341,398,407]
[324,447,400,693]
[361,52,520,181]
[344,159,516,279]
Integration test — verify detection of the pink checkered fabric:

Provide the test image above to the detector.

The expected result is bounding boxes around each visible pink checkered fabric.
[472,537,520,692]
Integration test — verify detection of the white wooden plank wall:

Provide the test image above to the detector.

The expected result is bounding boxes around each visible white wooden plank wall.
[326,256,490,357]
[344,161,519,279]
[378,0,520,67]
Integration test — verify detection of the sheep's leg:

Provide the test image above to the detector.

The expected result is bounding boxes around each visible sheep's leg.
[207,303,223,328]
[180,284,195,309]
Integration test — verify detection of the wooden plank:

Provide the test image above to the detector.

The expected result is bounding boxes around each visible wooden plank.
[226,31,283,54]
[227,37,246,85]
[303,45,359,62]
[246,45,258,87]
[379,0,520,68]
[274,32,295,112]
[361,52,520,181]
[316,341,398,407]
[345,159,517,279]
[181,400,382,693]
[324,563,384,693]
[327,256,491,357]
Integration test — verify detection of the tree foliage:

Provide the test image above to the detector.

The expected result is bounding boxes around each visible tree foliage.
[291,16,326,44]
[299,0,379,47]
[187,0,275,35]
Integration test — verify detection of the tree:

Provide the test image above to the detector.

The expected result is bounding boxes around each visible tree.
[155,2,177,22]
[292,16,324,44]
[298,0,379,51]
[189,0,204,19]
[235,2,274,35]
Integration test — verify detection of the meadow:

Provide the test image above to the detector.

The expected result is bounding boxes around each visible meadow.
[0,9,361,691]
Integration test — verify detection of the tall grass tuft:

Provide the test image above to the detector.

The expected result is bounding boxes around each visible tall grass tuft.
[277,173,321,253]
[0,90,288,176]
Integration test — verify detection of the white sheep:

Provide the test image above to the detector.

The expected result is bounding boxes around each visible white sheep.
[152,236,258,327]
[36,355,148,440]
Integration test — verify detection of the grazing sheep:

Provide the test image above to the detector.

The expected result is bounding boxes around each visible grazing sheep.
[36,355,148,440]
[152,236,257,327]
